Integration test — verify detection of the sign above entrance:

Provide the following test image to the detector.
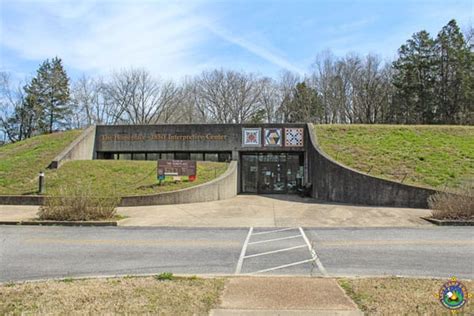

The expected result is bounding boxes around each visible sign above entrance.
[285,128,304,147]
[264,128,282,147]
[242,127,305,148]
[242,128,261,147]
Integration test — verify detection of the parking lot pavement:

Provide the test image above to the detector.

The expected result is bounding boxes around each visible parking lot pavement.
[235,227,326,276]
[1,226,472,282]
[305,227,474,279]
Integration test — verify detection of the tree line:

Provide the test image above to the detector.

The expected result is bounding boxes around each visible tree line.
[1,19,472,143]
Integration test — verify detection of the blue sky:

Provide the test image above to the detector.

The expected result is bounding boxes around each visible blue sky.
[1,0,472,82]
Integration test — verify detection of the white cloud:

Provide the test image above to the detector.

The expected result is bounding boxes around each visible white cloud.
[1,0,304,80]
[204,22,306,76]
[1,1,212,79]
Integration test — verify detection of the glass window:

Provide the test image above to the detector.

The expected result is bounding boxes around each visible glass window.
[218,152,232,162]
[175,152,190,160]
[205,153,218,162]
[147,153,160,161]
[190,153,204,161]
[287,153,304,192]
[161,153,174,160]
[132,153,146,160]
[258,153,286,163]
[120,153,132,160]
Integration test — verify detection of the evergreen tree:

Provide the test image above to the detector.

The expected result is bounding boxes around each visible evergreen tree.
[286,82,322,123]
[24,57,71,134]
[434,19,473,124]
[392,31,436,124]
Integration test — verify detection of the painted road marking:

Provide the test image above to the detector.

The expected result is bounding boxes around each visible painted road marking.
[299,227,328,276]
[252,227,299,235]
[235,227,253,275]
[243,245,307,259]
[235,227,328,276]
[247,235,301,245]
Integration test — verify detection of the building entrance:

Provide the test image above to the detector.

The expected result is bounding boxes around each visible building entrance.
[241,152,304,194]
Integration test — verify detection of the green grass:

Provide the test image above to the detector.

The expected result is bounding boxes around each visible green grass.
[0,130,82,195]
[0,131,228,196]
[44,160,228,196]
[315,125,474,189]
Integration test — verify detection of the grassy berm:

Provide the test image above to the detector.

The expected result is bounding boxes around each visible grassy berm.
[0,130,82,195]
[45,160,228,196]
[316,125,473,189]
[0,130,227,196]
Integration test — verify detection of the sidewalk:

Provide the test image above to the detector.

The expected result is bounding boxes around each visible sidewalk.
[210,277,362,315]
[118,195,432,227]
[0,205,38,221]
[0,195,432,227]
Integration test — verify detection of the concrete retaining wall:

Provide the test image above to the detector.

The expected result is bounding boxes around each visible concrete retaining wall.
[0,195,44,205]
[307,123,437,208]
[0,162,237,206]
[49,126,96,169]
[119,161,238,206]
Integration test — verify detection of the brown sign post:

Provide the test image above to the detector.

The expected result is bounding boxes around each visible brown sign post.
[157,160,197,177]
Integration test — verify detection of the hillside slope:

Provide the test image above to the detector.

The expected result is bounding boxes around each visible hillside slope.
[0,130,82,194]
[0,131,227,196]
[315,125,473,189]
[45,160,227,196]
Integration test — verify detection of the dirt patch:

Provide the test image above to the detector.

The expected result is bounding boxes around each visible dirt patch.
[338,277,473,314]
[0,276,225,315]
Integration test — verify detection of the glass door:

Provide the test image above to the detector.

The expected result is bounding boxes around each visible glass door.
[258,162,287,194]
[241,154,258,193]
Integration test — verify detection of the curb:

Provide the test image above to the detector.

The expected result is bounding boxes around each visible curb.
[0,220,117,227]
[421,217,474,226]
[210,309,363,316]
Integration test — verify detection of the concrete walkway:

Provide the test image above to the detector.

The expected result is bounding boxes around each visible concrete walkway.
[117,195,431,227]
[0,205,38,221]
[210,277,362,315]
[0,195,432,227]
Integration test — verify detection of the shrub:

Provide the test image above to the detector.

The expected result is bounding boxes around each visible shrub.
[154,272,174,281]
[428,181,473,220]
[38,181,120,221]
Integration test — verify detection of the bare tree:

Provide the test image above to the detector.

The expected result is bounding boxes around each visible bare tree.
[275,70,301,122]
[0,72,32,142]
[104,68,182,124]
[71,75,119,126]
[352,54,390,123]
[193,69,265,123]
[174,77,210,123]
[311,50,341,123]
[259,77,279,123]
[310,51,392,124]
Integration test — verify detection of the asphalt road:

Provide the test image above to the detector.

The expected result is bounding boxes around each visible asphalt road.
[0,226,473,282]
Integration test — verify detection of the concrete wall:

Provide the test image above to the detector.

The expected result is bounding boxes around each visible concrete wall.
[307,123,437,208]
[120,161,238,206]
[49,126,96,169]
[0,195,44,205]
[95,124,306,154]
